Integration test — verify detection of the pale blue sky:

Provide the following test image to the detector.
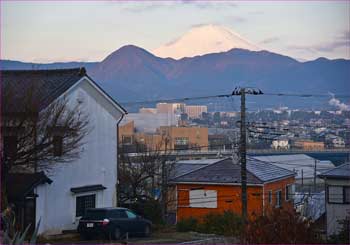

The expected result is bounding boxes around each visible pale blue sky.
[1,1,349,62]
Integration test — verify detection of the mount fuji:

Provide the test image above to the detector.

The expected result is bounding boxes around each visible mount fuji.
[153,24,260,59]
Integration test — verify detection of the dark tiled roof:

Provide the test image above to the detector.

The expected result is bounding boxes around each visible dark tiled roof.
[1,68,86,113]
[7,172,52,201]
[318,163,350,179]
[171,158,263,185]
[1,68,127,114]
[171,158,295,185]
[247,158,295,182]
[170,163,209,179]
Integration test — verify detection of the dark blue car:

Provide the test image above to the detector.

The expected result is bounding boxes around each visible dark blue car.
[77,207,152,240]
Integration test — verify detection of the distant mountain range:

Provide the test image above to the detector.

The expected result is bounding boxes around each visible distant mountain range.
[1,45,350,111]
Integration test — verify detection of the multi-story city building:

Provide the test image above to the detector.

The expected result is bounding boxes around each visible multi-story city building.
[184,105,207,119]
[158,126,208,151]
[156,103,185,114]
[119,120,208,152]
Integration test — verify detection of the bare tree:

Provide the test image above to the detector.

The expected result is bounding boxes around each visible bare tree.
[118,141,163,204]
[1,83,90,206]
[117,136,176,223]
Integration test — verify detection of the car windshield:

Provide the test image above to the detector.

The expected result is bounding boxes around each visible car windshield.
[126,210,137,219]
[84,210,107,219]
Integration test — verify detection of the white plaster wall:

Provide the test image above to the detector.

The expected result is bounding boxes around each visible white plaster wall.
[35,78,122,235]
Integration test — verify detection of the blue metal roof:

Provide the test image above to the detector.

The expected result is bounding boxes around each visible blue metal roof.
[318,163,350,179]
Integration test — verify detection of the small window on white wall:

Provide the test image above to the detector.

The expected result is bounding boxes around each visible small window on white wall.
[189,189,217,208]
[76,194,96,217]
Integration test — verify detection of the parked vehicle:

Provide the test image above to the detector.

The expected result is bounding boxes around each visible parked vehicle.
[77,207,152,240]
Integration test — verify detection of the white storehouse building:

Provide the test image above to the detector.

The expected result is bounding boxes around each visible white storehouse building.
[3,68,127,235]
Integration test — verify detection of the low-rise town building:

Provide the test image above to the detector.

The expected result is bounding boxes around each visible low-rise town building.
[318,163,350,237]
[292,140,325,150]
[271,136,290,150]
[169,157,296,222]
[326,134,346,148]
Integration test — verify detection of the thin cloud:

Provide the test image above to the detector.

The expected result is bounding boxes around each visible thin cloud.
[287,30,350,56]
[121,1,238,13]
[191,22,221,28]
[313,30,349,52]
[121,2,172,13]
[226,15,246,23]
[180,1,237,9]
[260,37,280,44]
[196,2,237,10]
[287,45,316,54]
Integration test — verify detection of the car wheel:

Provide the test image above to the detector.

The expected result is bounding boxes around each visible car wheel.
[144,225,151,237]
[112,227,122,240]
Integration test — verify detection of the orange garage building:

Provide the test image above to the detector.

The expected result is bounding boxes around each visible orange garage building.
[169,158,296,222]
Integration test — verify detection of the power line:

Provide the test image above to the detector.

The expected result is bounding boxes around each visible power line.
[120,93,233,106]
[264,92,350,98]
[120,92,350,106]
[247,122,349,130]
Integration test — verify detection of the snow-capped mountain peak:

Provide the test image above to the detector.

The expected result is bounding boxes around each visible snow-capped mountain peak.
[153,24,260,59]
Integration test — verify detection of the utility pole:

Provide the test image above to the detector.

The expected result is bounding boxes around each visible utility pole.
[232,87,263,224]
[314,159,317,192]
[301,168,304,189]
[240,88,247,221]
[161,137,170,222]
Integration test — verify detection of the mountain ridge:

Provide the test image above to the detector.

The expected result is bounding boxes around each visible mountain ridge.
[1,45,349,109]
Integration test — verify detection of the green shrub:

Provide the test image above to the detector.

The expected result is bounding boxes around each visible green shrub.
[2,219,40,245]
[176,211,243,236]
[176,217,198,232]
[245,208,322,244]
[141,200,164,225]
[328,219,350,244]
[198,211,243,236]
[123,199,163,224]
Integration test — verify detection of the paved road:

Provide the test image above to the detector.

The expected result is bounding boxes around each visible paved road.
[43,231,227,244]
